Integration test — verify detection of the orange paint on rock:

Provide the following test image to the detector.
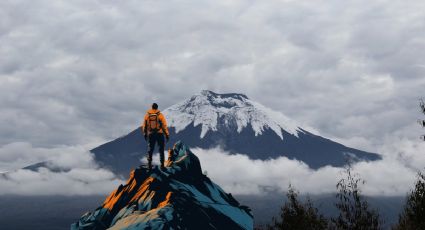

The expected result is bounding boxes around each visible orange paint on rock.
[103,189,125,210]
[100,171,161,211]
[129,177,155,203]
[126,178,138,192]
[157,192,173,208]
[102,170,144,211]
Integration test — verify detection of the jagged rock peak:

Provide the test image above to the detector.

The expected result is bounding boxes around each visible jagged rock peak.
[71,141,253,230]
[200,90,249,101]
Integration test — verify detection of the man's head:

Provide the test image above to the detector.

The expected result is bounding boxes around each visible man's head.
[152,103,158,110]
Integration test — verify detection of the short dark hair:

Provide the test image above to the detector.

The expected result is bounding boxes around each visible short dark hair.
[152,103,158,109]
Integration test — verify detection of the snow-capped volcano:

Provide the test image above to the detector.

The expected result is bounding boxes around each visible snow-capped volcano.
[88,90,381,176]
[164,90,301,139]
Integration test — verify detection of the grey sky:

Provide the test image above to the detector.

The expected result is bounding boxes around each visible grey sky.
[1,0,425,195]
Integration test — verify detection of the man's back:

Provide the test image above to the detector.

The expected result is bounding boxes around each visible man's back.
[143,108,169,136]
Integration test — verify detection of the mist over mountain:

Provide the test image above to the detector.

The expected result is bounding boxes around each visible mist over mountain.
[92,90,380,176]
[0,91,413,230]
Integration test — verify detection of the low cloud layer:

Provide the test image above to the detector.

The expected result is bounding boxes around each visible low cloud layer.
[195,137,425,196]
[0,138,423,196]
[0,142,123,195]
[0,142,94,172]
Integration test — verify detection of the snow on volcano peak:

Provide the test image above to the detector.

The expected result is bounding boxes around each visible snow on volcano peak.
[163,90,302,139]
[88,91,380,175]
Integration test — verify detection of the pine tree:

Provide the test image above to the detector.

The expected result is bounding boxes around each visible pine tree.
[330,165,382,230]
[266,185,328,230]
[393,172,425,230]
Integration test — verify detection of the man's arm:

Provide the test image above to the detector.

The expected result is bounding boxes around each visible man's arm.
[160,114,169,140]
[142,114,148,140]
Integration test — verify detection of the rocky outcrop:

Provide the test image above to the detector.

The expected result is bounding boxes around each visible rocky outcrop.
[71,141,253,230]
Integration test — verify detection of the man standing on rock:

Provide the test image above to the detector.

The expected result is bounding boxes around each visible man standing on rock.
[142,103,170,171]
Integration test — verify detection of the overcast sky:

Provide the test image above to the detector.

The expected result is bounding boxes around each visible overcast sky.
[1,0,425,195]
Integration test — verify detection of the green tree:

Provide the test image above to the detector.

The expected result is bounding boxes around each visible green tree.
[330,165,383,230]
[266,185,328,230]
[393,172,425,230]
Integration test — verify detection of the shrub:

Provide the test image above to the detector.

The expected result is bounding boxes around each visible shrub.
[393,172,425,230]
[266,185,328,230]
[330,165,382,230]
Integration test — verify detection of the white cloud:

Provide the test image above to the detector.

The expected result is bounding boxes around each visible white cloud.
[0,136,423,196]
[0,0,425,197]
[0,167,121,196]
[0,142,123,195]
[0,142,98,172]
[0,0,424,150]
[194,140,424,196]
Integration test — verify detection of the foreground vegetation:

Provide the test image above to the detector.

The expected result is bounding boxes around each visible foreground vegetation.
[255,167,425,230]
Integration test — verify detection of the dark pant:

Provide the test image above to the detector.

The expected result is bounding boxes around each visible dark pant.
[147,132,165,166]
